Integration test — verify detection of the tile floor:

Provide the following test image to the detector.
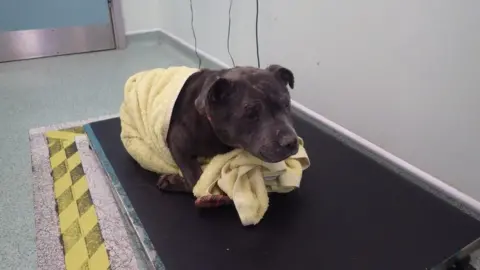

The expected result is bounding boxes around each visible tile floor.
[0,38,197,269]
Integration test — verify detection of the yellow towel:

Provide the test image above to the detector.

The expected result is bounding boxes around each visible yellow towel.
[120,66,310,226]
[193,139,310,226]
[120,66,198,174]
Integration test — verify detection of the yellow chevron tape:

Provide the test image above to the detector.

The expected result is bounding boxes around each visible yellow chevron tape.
[46,127,110,270]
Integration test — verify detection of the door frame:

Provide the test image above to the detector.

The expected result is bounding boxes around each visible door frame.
[110,0,126,50]
[0,0,126,63]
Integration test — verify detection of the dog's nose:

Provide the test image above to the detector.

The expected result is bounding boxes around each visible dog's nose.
[279,135,298,152]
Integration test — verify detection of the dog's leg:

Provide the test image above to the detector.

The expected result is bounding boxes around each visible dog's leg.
[157,174,192,193]
[157,145,233,207]
[157,146,202,193]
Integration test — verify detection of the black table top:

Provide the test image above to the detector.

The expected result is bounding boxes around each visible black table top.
[88,116,480,270]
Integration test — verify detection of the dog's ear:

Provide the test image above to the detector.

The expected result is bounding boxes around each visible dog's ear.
[195,77,233,115]
[266,65,295,89]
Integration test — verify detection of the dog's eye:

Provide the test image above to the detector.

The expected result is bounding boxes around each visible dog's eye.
[244,104,260,120]
[279,96,291,110]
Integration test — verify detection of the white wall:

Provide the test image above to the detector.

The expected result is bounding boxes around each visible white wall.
[121,0,162,34]
[157,0,480,200]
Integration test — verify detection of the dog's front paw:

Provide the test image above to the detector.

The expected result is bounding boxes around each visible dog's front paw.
[156,174,192,193]
[195,195,233,208]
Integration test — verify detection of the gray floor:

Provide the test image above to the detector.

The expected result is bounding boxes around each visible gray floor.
[0,38,197,269]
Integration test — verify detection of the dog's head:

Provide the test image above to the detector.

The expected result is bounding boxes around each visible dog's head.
[195,65,298,163]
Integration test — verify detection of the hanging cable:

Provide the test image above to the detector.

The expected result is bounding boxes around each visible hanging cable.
[189,0,202,68]
[227,0,236,67]
[255,0,261,68]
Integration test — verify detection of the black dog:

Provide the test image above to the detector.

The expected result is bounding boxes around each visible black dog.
[157,65,299,192]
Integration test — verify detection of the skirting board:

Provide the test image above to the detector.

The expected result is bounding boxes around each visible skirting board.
[125,29,480,223]
[125,29,164,46]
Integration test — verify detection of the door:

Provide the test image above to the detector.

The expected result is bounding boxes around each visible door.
[0,0,116,62]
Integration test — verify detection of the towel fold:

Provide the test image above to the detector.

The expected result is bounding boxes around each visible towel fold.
[120,66,198,175]
[193,139,310,226]
[120,66,310,226]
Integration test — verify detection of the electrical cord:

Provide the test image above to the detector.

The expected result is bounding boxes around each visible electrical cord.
[189,0,259,69]
[255,0,260,68]
[227,0,236,67]
[189,0,202,68]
